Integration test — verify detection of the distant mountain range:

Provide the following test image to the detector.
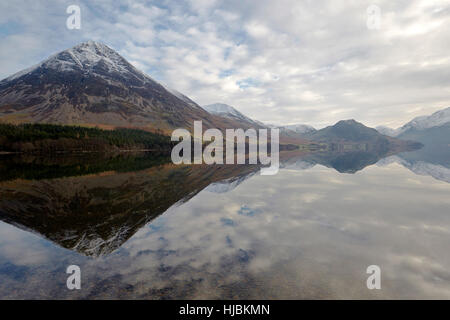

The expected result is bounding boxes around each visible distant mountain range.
[201,106,420,148]
[272,119,419,152]
[376,107,450,137]
[0,40,447,151]
[306,119,388,143]
[278,124,316,134]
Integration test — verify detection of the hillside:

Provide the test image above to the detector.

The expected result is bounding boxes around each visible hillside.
[203,103,266,129]
[0,41,231,133]
[377,107,450,137]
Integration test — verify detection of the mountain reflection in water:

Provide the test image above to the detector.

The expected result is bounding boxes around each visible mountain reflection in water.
[0,154,259,257]
[0,145,449,299]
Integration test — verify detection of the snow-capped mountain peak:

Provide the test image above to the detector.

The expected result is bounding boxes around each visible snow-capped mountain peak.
[59,41,130,72]
[0,40,220,130]
[278,124,316,134]
[204,103,245,117]
[2,40,153,84]
[203,103,256,123]
[375,126,401,137]
[378,107,450,137]
[401,107,450,132]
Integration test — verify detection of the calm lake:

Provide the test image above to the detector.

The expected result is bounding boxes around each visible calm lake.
[0,149,449,299]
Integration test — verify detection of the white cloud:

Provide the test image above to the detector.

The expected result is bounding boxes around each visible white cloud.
[0,0,449,128]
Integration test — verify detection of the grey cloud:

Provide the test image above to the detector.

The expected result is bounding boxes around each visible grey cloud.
[0,0,449,127]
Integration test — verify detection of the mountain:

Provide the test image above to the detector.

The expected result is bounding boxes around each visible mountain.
[394,123,450,169]
[202,104,313,146]
[279,124,316,134]
[203,103,265,129]
[202,102,315,145]
[274,124,316,141]
[306,119,388,143]
[398,122,450,148]
[203,103,251,122]
[377,107,450,137]
[400,107,450,132]
[303,119,422,155]
[374,107,450,182]
[375,125,400,137]
[0,41,226,133]
[395,109,450,160]
[261,123,316,139]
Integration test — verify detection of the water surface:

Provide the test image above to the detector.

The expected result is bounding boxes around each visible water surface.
[0,150,449,299]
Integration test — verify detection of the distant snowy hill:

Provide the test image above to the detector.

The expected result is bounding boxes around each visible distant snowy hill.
[203,103,265,128]
[401,107,450,132]
[203,103,254,123]
[278,124,316,134]
[377,107,450,137]
[375,126,401,137]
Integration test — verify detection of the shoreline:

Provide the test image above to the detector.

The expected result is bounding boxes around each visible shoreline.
[0,149,167,156]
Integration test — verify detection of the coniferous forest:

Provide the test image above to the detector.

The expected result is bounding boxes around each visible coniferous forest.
[0,123,174,153]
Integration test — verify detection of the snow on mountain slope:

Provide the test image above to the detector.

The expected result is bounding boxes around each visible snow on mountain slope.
[377,107,450,137]
[400,107,450,132]
[202,103,264,128]
[375,126,401,137]
[161,83,203,110]
[203,103,252,121]
[0,41,224,131]
[278,124,316,134]
[3,40,151,84]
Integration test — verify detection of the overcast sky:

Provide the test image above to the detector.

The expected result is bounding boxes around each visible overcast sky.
[1,0,449,128]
